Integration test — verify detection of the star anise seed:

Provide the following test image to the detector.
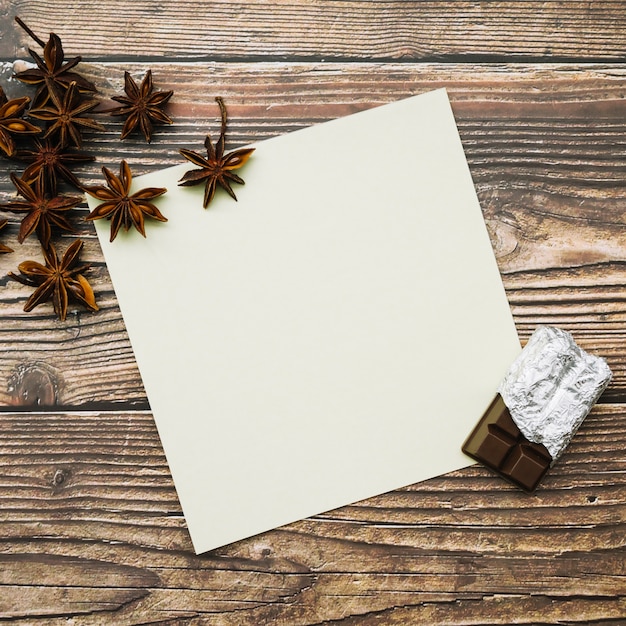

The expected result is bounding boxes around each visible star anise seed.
[0,94,41,157]
[178,97,254,208]
[13,17,97,109]
[29,81,104,149]
[0,173,82,246]
[15,137,94,194]
[109,70,173,142]
[8,239,98,321]
[0,219,14,254]
[84,159,167,242]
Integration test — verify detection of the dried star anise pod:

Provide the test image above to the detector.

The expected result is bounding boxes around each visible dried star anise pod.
[0,219,14,253]
[0,172,82,246]
[15,137,94,194]
[13,16,97,109]
[84,160,167,242]
[29,81,104,149]
[8,239,98,321]
[178,97,254,208]
[109,70,173,142]
[0,92,41,157]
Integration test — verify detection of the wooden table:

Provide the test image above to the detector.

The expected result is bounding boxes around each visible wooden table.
[1,1,625,623]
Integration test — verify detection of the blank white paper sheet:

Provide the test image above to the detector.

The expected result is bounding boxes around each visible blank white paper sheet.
[88,88,521,554]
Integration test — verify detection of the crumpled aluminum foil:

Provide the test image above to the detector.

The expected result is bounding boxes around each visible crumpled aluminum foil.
[499,326,612,462]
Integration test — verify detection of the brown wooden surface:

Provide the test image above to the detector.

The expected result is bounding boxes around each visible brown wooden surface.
[1,1,626,624]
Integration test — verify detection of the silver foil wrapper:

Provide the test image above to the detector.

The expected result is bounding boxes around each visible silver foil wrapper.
[499,326,612,462]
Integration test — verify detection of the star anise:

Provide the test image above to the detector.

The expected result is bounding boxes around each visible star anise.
[13,17,97,109]
[178,97,254,208]
[29,81,104,149]
[8,239,98,321]
[108,70,173,142]
[0,173,82,246]
[0,219,14,254]
[15,137,94,194]
[84,160,167,242]
[0,93,41,157]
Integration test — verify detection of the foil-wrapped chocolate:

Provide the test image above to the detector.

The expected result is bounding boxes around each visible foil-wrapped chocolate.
[462,326,612,492]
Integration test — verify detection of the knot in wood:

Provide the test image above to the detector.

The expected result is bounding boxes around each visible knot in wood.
[8,362,60,406]
[52,469,66,486]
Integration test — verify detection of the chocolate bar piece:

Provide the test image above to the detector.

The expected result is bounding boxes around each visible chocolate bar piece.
[462,394,552,492]
[463,326,612,492]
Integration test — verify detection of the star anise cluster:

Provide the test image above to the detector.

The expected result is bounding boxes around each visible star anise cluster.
[1,16,256,322]
[0,18,103,319]
[13,17,104,150]
[0,17,178,320]
[2,18,103,236]
[0,18,110,319]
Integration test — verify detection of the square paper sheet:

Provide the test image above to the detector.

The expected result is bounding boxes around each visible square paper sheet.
[89,88,520,554]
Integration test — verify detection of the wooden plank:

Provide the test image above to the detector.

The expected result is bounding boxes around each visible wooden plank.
[0,235,146,408]
[1,1,626,61]
[0,406,624,623]
[1,62,626,406]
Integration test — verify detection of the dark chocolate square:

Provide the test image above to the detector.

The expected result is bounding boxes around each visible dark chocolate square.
[475,425,516,468]
[500,443,550,492]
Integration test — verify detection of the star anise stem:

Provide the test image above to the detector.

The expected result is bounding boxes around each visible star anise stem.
[14,17,97,109]
[14,16,46,47]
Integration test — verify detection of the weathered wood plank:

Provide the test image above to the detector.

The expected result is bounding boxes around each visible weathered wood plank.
[0,406,624,623]
[1,0,626,61]
[1,62,626,406]
[0,234,145,408]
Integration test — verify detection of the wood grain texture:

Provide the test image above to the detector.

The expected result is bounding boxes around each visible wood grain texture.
[2,63,626,406]
[0,406,624,623]
[1,0,626,61]
[1,0,626,621]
